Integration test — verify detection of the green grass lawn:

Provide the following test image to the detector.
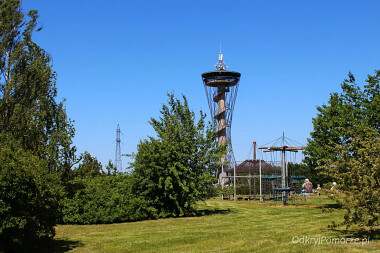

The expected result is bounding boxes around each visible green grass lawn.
[43,196,379,252]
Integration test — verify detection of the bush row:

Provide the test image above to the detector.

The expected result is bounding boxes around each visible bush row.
[62,175,157,225]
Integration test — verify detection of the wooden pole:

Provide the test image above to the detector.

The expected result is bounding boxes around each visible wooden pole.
[221,165,224,200]
[281,149,286,188]
[282,148,286,204]
[249,162,251,199]
[233,162,236,201]
[251,141,256,200]
[259,159,262,201]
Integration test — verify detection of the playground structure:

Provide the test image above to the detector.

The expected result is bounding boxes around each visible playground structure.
[222,134,306,204]
[225,159,281,201]
[259,133,305,204]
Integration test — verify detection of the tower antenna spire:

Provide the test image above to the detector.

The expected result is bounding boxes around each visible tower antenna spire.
[215,43,227,70]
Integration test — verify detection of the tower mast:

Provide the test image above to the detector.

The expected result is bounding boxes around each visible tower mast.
[202,50,241,187]
[115,124,122,171]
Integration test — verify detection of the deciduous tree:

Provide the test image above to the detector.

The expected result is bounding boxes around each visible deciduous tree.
[0,0,77,179]
[0,136,63,248]
[74,151,103,178]
[305,70,380,227]
[131,94,224,217]
[304,70,380,185]
[0,0,76,247]
[318,128,379,227]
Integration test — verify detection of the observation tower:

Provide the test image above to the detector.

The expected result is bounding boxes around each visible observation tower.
[202,51,241,185]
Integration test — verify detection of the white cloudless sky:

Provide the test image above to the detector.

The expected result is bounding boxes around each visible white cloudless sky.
[22,0,380,169]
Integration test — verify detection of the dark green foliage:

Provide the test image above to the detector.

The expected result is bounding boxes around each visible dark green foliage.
[0,1,77,247]
[106,160,117,175]
[62,153,156,225]
[305,70,380,227]
[131,94,224,218]
[318,128,380,227]
[0,137,63,248]
[74,151,104,178]
[287,162,318,185]
[0,0,77,179]
[304,70,380,185]
[219,186,235,196]
[62,175,156,224]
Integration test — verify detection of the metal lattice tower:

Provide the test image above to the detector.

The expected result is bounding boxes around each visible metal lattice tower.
[115,124,122,171]
[202,50,241,185]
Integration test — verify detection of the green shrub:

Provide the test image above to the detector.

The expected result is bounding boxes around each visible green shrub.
[0,139,63,248]
[62,175,157,224]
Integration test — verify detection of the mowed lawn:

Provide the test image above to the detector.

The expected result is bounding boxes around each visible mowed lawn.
[46,196,379,252]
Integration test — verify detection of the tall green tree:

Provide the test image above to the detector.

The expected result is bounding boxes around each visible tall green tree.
[304,70,380,185]
[0,0,77,178]
[131,94,224,217]
[305,70,380,227]
[318,128,379,227]
[0,0,76,247]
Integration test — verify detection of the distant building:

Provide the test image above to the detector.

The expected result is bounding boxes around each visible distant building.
[225,160,278,175]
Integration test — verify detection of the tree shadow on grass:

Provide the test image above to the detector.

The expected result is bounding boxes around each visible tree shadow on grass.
[0,238,83,253]
[322,227,380,241]
[336,227,380,240]
[315,203,342,213]
[194,208,232,217]
[319,203,342,209]
[31,238,83,253]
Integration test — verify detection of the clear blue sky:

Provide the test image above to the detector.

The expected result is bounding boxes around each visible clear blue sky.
[22,0,380,169]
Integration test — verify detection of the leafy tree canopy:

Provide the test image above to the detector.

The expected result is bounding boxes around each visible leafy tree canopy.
[0,136,63,248]
[0,0,77,178]
[74,151,104,178]
[304,70,380,185]
[131,93,225,217]
[106,160,117,176]
[318,127,379,227]
[0,0,76,247]
[305,70,380,227]
[287,162,319,185]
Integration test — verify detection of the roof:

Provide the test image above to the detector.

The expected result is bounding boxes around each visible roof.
[201,70,241,78]
[201,70,241,87]
[225,160,279,174]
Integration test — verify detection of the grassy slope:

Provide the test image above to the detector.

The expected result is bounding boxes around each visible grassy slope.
[51,196,379,252]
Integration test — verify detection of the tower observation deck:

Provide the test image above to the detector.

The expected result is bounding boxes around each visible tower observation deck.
[202,52,241,184]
